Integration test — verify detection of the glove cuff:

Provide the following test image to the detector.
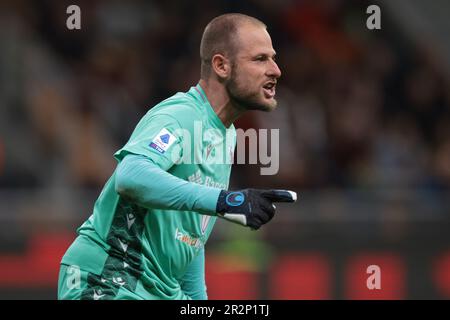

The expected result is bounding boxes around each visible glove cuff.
[216,190,229,214]
[216,190,247,214]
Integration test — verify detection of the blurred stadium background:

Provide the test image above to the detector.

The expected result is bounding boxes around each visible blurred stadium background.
[0,0,449,299]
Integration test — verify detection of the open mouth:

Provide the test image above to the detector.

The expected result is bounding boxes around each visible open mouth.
[263,82,276,98]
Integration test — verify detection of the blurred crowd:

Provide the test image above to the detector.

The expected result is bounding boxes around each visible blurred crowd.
[1,0,449,195]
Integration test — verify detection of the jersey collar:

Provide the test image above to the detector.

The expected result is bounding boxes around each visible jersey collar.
[191,83,227,131]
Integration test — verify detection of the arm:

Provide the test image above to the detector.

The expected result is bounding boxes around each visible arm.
[114,113,296,229]
[180,247,208,300]
[115,153,221,215]
[116,153,297,228]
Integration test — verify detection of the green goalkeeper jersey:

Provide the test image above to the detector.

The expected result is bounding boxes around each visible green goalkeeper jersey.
[61,84,236,299]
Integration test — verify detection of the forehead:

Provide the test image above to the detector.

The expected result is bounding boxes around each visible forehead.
[235,24,275,56]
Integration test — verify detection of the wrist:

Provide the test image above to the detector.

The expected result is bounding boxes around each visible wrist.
[192,186,222,215]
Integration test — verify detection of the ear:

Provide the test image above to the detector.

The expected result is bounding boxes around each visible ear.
[211,54,231,80]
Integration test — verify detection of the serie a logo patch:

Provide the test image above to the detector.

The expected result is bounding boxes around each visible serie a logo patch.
[149,128,176,154]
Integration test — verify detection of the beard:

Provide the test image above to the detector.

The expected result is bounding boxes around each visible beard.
[225,66,277,112]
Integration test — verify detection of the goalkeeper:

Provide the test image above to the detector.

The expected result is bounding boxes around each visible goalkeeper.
[58,13,296,300]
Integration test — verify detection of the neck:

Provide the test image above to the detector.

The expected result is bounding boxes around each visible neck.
[198,78,245,128]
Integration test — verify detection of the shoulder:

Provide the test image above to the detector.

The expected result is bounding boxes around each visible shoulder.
[152,92,201,118]
[144,91,203,129]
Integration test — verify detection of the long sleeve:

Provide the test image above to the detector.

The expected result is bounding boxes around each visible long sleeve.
[115,153,221,215]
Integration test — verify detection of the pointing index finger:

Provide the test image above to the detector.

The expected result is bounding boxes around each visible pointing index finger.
[263,190,297,203]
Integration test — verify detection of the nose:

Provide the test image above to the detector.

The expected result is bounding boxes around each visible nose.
[268,59,281,79]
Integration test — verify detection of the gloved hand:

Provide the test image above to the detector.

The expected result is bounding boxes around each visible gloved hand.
[216,189,297,230]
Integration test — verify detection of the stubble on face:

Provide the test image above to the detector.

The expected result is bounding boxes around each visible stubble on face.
[224,25,279,112]
[224,64,276,112]
[225,62,278,112]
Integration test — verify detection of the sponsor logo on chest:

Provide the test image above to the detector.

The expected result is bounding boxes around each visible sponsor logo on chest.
[174,228,204,248]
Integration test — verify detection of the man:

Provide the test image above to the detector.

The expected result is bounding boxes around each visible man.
[58,13,296,300]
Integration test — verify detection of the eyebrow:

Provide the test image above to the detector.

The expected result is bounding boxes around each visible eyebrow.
[253,52,277,58]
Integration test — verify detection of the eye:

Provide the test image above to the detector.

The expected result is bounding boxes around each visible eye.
[254,55,267,62]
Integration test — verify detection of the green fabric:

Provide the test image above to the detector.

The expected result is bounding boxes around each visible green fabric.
[180,247,207,300]
[115,154,221,214]
[58,263,167,300]
[60,84,236,300]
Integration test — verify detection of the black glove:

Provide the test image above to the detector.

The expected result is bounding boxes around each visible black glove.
[216,189,297,230]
